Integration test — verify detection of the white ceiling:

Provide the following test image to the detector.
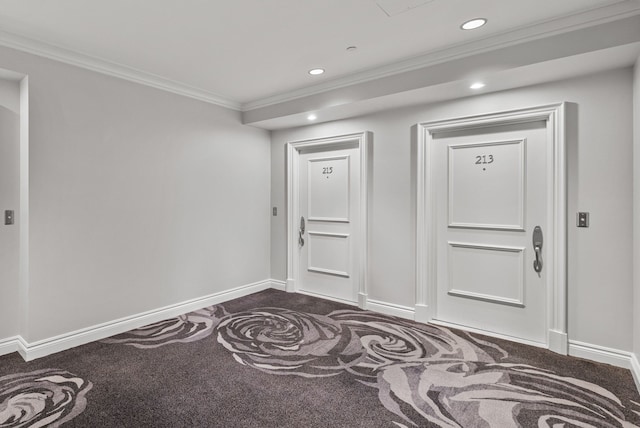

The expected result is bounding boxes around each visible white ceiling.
[0,0,638,112]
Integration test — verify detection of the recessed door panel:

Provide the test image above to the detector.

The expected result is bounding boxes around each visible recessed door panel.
[308,156,350,222]
[308,232,350,277]
[448,243,524,306]
[449,140,525,230]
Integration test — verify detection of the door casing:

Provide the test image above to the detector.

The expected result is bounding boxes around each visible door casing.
[286,132,371,308]
[416,103,568,354]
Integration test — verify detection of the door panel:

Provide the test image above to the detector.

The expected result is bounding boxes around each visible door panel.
[298,145,360,302]
[448,139,525,230]
[307,232,350,277]
[448,243,525,306]
[435,121,547,344]
[308,156,350,222]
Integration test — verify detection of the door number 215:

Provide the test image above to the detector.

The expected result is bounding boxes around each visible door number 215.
[475,155,494,165]
[322,167,334,175]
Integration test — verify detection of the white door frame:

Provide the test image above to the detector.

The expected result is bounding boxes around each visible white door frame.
[415,103,568,354]
[286,132,371,308]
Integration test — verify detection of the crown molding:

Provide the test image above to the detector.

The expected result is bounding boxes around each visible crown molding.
[0,1,638,113]
[0,29,242,111]
[242,0,640,111]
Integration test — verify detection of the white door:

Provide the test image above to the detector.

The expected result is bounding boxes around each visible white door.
[296,143,361,303]
[433,120,549,345]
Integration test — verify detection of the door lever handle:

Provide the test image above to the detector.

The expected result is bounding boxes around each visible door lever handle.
[533,245,543,273]
[298,216,306,247]
[532,226,543,274]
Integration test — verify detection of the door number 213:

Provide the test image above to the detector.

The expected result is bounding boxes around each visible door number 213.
[475,155,494,165]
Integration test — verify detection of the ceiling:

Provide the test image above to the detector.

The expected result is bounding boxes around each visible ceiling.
[0,0,640,128]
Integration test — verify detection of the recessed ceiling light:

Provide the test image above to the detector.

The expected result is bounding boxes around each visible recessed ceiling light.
[308,68,325,75]
[461,18,487,30]
[470,82,485,90]
[307,114,317,121]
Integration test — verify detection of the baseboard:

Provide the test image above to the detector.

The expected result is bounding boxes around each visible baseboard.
[285,278,295,293]
[0,336,20,357]
[19,279,276,361]
[414,303,432,324]
[269,279,286,291]
[630,353,640,393]
[365,299,414,321]
[548,329,569,355]
[568,340,634,369]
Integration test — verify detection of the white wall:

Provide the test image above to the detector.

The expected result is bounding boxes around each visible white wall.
[271,68,634,352]
[633,56,640,360]
[0,46,271,343]
[0,78,20,340]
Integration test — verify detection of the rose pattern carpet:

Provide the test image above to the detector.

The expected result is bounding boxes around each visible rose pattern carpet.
[0,369,92,427]
[1,289,639,427]
[103,301,640,427]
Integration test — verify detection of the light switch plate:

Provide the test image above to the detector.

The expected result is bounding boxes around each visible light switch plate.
[4,210,14,225]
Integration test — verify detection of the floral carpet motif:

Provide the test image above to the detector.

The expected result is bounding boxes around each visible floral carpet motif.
[105,304,640,427]
[0,369,92,427]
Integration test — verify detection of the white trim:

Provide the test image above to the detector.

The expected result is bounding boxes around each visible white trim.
[548,330,569,355]
[631,353,640,393]
[17,280,275,361]
[414,304,432,323]
[0,336,20,357]
[0,30,240,110]
[19,75,29,338]
[242,1,640,111]
[568,340,636,370]
[429,319,547,349]
[416,103,568,354]
[286,132,371,309]
[0,3,634,114]
[358,292,367,308]
[365,299,415,321]
[269,279,287,291]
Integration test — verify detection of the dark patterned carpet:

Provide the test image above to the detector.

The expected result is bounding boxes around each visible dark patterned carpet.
[1,289,639,427]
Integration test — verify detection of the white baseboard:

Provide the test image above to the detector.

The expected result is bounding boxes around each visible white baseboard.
[568,340,634,369]
[414,303,432,324]
[269,279,286,291]
[630,353,640,393]
[365,299,415,321]
[0,336,20,357]
[358,292,367,309]
[18,279,277,361]
[548,329,569,355]
[285,278,295,293]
